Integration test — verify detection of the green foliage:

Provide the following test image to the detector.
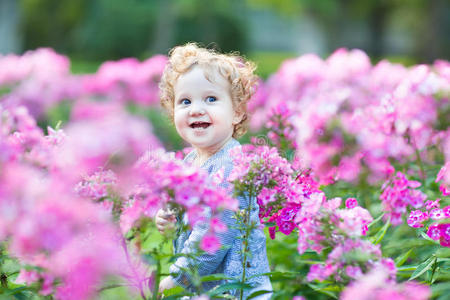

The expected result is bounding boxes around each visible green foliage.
[20,0,90,52]
[173,3,248,54]
[74,0,156,60]
[248,52,296,79]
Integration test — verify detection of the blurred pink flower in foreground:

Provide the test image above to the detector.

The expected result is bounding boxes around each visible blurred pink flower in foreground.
[340,265,430,300]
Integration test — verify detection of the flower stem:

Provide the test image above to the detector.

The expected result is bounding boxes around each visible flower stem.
[153,257,161,300]
[240,187,253,300]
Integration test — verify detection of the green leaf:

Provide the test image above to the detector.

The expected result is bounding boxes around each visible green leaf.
[207,282,252,297]
[12,293,29,300]
[419,231,440,244]
[162,285,185,297]
[247,271,301,280]
[307,283,338,299]
[396,265,417,272]
[370,219,390,245]
[431,281,450,298]
[409,256,436,281]
[201,273,232,282]
[367,213,384,228]
[247,290,272,299]
[395,249,413,267]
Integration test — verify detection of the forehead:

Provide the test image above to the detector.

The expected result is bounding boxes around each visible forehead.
[174,65,230,95]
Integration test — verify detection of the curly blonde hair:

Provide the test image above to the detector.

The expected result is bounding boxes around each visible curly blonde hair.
[159,43,258,138]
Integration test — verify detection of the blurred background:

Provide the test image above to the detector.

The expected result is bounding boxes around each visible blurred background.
[1,0,449,78]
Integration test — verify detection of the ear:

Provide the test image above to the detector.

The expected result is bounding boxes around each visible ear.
[232,108,245,125]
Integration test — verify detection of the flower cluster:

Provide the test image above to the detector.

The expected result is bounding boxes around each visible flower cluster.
[120,148,238,253]
[265,103,297,152]
[75,169,118,202]
[436,162,450,196]
[249,48,449,184]
[228,144,309,237]
[340,265,430,300]
[82,55,167,106]
[0,104,157,299]
[0,48,167,121]
[307,240,394,283]
[0,48,77,118]
[228,145,397,285]
[426,223,450,247]
[380,172,427,225]
[407,196,449,247]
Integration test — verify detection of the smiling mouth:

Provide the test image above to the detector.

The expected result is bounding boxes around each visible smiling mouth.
[190,121,211,129]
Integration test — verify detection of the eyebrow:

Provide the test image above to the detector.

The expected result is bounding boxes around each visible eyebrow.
[176,89,220,101]
[175,93,191,101]
[202,90,220,95]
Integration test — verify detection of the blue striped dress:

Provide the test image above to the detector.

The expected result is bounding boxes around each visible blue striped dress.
[169,138,272,299]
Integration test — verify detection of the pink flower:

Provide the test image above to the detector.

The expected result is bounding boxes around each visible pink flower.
[440,184,450,196]
[15,269,40,285]
[341,266,430,300]
[380,172,427,226]
[210,217,227,233]
[269,226,276,240]
[345,198,358,209]
[307,264,328,282]
[192,296,210,300]
[345,265,362,279]
[443,206,450,218]
[425,198,440,210]
[277,220,296,235]
[257,187,277,206]
[335,206,373,236]
[438,223,450,247]
[407,210,429,228]
[436,162,449,182]
[429,208,445,220]
[200,234,221,254]
[427,223,441,240]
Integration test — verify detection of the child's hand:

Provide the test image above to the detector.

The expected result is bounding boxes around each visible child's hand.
[155,208,176,235]
[158,276,176,295]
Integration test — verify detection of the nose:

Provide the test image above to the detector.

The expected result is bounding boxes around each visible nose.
[189,100,206,116]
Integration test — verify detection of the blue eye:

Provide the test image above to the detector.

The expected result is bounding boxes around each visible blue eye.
[206,96,217,103]
[180,99,191,105]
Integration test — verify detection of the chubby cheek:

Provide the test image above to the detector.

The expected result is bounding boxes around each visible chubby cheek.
[173,111,187,137]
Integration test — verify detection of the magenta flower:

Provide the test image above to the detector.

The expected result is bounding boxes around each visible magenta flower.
[427,223,441,240]
[425,198,440,210]
[277,219,297,235]
[439,223,450,247]
[429,208,445,220]
[407,210,429,228]
[200,234,221,254]
[257,187,277,206]
[345,198,358,209]
[444,206,450,218]
[380,172,427,225]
